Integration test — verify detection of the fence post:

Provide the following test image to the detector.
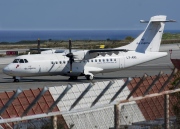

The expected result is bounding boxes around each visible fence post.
[114,104,120,129]
[164,94,169,129]
[52,116,57,129]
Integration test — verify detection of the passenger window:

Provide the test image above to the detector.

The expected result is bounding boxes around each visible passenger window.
[63,61,66,64]
[106,59,109,62]
[19,59,24,63]
[114,59,116,61]
[24,59,28,63]
[110,59,112,61]
[95,59,97,62]
[13,59,19,63]
[99,59,101,62]
[56,61,58,64]
[91,60,93,62]
[51,61,53,64]
[103,59,105,62]
[59,61,62,64]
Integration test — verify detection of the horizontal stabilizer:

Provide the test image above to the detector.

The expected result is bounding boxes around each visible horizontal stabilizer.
[140,20,176,23]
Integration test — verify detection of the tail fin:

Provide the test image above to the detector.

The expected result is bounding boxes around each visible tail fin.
[118,15,175,53]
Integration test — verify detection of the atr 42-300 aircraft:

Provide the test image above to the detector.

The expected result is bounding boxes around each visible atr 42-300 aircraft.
[3,15,175,82]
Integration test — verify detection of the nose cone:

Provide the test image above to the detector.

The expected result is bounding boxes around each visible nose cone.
[3,66,11,75]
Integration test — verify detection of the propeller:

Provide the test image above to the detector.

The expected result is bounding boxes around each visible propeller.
[66,40,74,72]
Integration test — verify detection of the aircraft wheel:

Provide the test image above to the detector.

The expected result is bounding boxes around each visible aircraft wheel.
[85,75,93,80]
[69,76,78,80]
[13,76,20,82]
[14,79,19,82]
[73,76,78,80]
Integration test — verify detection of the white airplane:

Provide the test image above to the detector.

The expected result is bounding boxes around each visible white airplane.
[3,15,175,82]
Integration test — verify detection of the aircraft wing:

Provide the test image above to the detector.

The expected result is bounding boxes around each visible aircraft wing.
[88,49,128,53]
[72,49,129,61]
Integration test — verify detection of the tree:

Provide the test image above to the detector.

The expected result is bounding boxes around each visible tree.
[125,36,134,41]
[170,70,180,128]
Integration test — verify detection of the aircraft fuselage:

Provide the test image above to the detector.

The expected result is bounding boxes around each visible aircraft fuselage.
[3,51,167,78]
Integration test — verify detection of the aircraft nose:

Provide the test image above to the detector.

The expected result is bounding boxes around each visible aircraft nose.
[3,66,10,75]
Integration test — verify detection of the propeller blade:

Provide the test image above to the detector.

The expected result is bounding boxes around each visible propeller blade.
[69,58,73,72]
[69,39,72,53]
[67,40,73,72]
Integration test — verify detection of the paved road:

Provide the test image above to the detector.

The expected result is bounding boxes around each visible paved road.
[0,44,179,92]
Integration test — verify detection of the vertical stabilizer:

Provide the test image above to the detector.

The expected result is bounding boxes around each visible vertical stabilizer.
[118,15,175,53]
[136,15,166,52]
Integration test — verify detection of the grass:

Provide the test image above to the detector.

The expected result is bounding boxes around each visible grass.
[0,40,131,50]
[0,33,180,51]
[162,33,180,40]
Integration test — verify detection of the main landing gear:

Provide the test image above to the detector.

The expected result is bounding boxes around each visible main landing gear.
[13,76,20,82]
[85,75,94,80]
[68,75,94,80]
[69,76,78,80]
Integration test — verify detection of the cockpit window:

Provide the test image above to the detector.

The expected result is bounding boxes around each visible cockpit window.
[13,59,19,63]
[24,59,28,63]
[19,59,24,63]
[13,59,28,63]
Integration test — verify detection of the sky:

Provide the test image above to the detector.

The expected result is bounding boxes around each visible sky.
[0,0,179,30]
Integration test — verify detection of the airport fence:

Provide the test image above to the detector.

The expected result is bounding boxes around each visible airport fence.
[0,68,180,129]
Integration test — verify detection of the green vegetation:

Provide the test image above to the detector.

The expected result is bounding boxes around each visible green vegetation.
[162,33,180,40]
[170,71,180,128]
[0,54,5,57]
[161,33,180,44]
[0,33,180,51]
[0,39,129,50]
